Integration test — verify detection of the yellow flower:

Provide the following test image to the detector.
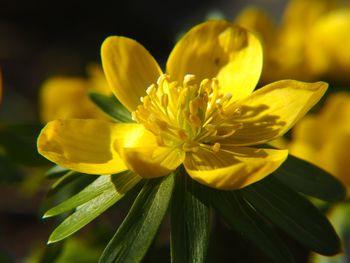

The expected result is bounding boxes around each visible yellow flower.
[235,0,349,83]
[306,8,350,82]
[289,92,350,195]
[37,21,327,190]
[39,65,110,123]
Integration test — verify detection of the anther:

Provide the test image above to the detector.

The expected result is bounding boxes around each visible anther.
[189,99,198,115]
[224,93,232,102]
[233,107,242,116]
[211,142,221,152]
[205,124,216,132]
[199,78,211,94]
[177,129,188,141]
[143,96,152,109]
[146,84,157,96]
[189,114,201,127]
[157,74,168,86]
[182,142,199,152]
[161,94,169,108]
[155,119,168,130]
[131,112,138,122]
[184,74,196,85]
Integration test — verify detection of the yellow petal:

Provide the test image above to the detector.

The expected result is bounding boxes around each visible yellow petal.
[306,9,350,80]
[37,119,129,174]
[184,145,288,190]
[166,20,263,101]
[110,123,185,178]
[101,36,163,112]
[122,146,185,178]
[222,80,328,146]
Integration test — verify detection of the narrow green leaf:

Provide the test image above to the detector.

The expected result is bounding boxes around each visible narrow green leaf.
[209,188,296,263]
[89,92,132,122]
[45,165,70,179]
[274,154,346,202]
[41,172,97,215]
[49,171,96,195]
[48,172,141,243]
[99,173,175,263]
[241,176,341,255]
[44,173,134,218]
[170,171,210,263]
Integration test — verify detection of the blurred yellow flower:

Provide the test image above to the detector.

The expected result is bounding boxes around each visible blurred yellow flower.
[235,0,350,83]
[289,92,350,195]
[39,65,110,123]
[37,21,327,190]
[306,8,350,82]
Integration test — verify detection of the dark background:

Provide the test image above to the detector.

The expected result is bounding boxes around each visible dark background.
[0,0,285,115]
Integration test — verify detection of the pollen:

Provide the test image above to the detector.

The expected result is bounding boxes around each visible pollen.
[132,74,243,151]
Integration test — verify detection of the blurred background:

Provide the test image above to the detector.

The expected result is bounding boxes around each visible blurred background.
[0,0,286,121]
[3,0,350,262]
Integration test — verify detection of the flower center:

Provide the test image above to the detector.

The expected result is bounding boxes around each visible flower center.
[132,74,243,152]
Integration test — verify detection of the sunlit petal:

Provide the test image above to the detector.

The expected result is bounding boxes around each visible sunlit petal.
[122,146,185,178]
[101,36,163,112]
[167,20,263,101]
[111,123,185,178]
[38,119,130,174]
[222,80,328,145]
[184,145,288,190]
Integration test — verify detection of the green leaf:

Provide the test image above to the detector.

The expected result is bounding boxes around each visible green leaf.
[170,171,210,263]
[209,188,296,263]
[45,165,70,179]
[89,92,132,122]
[241,175,341,256]
[44,173,120,218]
[99,173,175,263]
[274,154,346,202]
[47,172,141,243]
[48,171,96,196]
[41,172,98,214]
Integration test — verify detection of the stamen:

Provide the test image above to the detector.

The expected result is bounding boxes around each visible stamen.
[189,99,198,115]
[146,84,157,96]
[182,142,199,152]
[199,78,211,94]
[189,114,201,127]
[184,74,196,85]
[161,94,169,108]
[155,119,168,130]
[211,142,221,152]
[157,74,168,86]
[177,129,188,141]
[133,73,242,149]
